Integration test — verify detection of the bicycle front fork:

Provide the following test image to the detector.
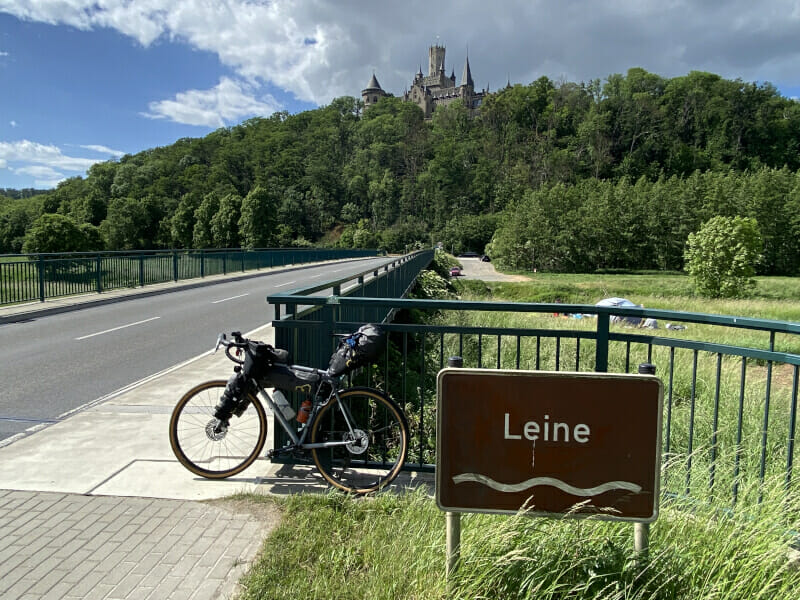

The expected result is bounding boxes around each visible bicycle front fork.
[213,372,249,424]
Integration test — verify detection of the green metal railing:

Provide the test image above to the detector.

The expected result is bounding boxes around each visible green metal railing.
[0,247,379,306]
[270,271,800,506]
[271,249,434,369]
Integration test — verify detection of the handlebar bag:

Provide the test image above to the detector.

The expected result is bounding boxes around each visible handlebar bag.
[327,324,385,376]
[244,341,291,379]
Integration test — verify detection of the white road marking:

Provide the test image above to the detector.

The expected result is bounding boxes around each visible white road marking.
[274,281,297,287]
[211,293,249,304]
[75,317,161,340]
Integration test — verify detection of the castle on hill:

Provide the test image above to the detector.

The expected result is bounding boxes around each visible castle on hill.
[362,44,487,118]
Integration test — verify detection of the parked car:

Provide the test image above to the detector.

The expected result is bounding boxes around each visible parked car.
[449,266,462,277]
[481,255,491,262]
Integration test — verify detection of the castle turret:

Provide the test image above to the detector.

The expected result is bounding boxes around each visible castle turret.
[362,73,386,110]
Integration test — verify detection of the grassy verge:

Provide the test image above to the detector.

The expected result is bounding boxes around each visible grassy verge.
[238,483,800,600]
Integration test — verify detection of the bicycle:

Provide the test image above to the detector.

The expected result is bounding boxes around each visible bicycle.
[168,330,409,495]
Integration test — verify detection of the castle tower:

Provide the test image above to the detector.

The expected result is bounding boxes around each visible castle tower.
[361,73,386,110]
[428,45,446,76]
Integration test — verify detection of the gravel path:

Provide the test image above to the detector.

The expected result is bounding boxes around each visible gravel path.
[456,257,529,282]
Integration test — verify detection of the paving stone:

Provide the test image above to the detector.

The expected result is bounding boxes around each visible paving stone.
[186,577,224,600]
[107,566,145,599]
[41,581,76,600]
[150,574,183,598]
[123,585,154,600]
[0,489,274,600]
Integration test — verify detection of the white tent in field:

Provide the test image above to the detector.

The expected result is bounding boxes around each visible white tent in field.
[595,297,657,328]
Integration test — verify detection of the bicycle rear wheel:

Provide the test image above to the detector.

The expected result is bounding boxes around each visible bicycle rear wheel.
[310,387,409,494]
[169,380,267,479]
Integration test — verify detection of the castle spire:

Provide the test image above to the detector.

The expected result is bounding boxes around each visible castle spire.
[461,55,474,88]
[365,72,383,91]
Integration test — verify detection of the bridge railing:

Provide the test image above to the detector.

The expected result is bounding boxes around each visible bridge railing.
[269,285,800,506]
[0,247,380,306]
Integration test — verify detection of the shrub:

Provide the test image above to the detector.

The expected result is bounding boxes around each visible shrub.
[684,216,762,298]
[22,213,92,253]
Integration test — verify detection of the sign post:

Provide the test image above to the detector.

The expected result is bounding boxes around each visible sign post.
[436,368,663,575]
[444,356,464,579]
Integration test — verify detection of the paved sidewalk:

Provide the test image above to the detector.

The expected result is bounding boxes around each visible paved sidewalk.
[0,491,273,600]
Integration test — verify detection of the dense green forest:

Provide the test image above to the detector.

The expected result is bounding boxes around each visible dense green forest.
[3,67,800,274]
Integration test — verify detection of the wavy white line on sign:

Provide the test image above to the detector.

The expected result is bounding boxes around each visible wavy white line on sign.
[452,473,642,496]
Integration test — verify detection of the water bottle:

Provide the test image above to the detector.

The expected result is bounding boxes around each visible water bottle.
[272,390,296,421]
[297,400,312,424]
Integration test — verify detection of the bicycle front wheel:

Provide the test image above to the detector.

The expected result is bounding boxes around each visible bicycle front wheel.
[310,387,409,494]
[169,380,267,479]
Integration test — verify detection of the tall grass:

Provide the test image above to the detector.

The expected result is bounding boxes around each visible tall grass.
[238,483,800,600]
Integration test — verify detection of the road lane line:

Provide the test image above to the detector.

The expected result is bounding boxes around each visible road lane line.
[211,293,249,304]
[56,323,274,422]
[274,281,297,287]
[75,316,161,340]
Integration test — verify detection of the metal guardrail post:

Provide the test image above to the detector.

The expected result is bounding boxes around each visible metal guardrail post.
[172,251,179,282]
[96,255,102,293]
[595,312,610,372]
[319,300,337,370]
[138,255,144,287]
[38,255,45,302]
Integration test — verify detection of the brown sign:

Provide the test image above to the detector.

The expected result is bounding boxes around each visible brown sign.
[436,369,663,522]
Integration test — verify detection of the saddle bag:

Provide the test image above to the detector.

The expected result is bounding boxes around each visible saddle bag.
[327,324,386,376]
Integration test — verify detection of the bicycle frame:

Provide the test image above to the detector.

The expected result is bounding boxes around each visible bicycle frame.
[253,368,358,451]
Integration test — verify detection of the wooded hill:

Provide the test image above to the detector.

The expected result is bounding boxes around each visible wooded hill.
[3,67,800,274]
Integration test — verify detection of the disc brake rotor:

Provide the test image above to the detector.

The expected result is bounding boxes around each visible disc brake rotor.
[344,429,369,455]
[205,419,228,441]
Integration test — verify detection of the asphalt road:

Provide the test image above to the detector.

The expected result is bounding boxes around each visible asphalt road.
[0,258,389,441]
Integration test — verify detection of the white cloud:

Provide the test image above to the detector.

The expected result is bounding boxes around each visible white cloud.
[13,165,63,179]
[0,140,116,188]
[143,77,282,127]
[0,140,97,171]
[0,51,8,57]
[79,144,125,157]
[3,0,800,110]
[9,121,17,127]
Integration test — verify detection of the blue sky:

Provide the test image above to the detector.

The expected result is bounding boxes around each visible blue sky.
[3,1,800,190]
